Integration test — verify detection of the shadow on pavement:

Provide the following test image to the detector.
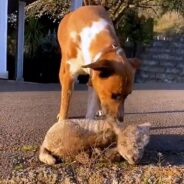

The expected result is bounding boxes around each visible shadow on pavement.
[142,148,184,166]
[0,80,60,92]
[135,83,184,90]
[148,134,184,152]
[0,80,89,92]
[140,134,184,166]
[151,125,184,130]
[126,110,184,115]
[1,80,184,92]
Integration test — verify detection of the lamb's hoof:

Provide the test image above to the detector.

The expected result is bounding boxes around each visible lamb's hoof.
[39,153,56,165]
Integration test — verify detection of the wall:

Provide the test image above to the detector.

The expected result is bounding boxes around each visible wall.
[136,36,184,83]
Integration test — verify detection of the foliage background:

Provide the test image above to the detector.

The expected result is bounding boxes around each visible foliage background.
[7,0,184,82]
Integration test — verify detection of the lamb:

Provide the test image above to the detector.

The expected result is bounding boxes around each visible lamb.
[113,122,150,164]
[39,118,150,165]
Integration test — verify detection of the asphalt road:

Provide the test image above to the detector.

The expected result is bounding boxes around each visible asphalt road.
[0,80,184,177]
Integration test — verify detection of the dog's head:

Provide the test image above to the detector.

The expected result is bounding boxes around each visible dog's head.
[83,56,140,121]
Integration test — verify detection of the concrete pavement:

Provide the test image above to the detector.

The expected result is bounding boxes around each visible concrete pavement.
[0,80,184,176]
[0,80,184,151]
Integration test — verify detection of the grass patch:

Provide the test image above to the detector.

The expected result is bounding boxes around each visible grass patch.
[14,164,24,171]
[20,145,38,152]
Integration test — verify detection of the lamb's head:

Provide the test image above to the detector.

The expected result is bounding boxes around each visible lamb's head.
[113,123,150,165]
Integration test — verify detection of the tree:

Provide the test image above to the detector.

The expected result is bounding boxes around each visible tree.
[82,0,184,56]
[25,17,43,58]
[8,0,184,56]
[160,0,184,15]
[8,0,184,27]
[83,0,184,26]
[25,0,70,23]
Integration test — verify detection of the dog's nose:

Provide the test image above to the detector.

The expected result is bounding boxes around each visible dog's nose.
[118,103,124,122]
[118,116,124,122]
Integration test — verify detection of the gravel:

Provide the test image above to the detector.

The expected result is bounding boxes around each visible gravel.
[0,81,184,183]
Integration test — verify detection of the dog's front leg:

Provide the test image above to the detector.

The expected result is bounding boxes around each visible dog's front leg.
[86,86,101,119]
[58,63,74,121]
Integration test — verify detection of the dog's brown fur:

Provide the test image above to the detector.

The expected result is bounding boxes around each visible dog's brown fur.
[57,6,139,121]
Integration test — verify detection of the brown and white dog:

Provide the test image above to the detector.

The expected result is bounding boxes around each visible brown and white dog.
[57,5,140,121]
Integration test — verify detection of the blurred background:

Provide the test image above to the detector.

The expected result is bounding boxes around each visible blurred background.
[7,0,184,83]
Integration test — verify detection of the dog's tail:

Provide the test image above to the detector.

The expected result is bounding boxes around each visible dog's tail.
[39,144,56,165]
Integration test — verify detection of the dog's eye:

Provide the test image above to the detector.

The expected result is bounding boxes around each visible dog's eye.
[99,70,114,78]
[111,93,122,101]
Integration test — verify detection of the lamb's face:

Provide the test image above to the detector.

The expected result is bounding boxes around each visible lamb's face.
[116,123,150,165]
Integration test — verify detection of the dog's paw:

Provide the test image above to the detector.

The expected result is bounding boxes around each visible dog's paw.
[57,113,60,120]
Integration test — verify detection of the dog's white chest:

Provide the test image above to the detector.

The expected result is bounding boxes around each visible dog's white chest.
[80,18,108,65]
[67,18,108,77]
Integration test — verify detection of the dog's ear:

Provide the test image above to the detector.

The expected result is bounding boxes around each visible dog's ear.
[82,60,116,77]
[82,60,124,77]
[128,58,141,70]
[82,60,113,71]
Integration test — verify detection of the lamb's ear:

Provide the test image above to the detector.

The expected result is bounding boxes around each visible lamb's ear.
[137,123,151,146]
[112,123,121,135]
[138,122,151,131]
[128,58,141,70]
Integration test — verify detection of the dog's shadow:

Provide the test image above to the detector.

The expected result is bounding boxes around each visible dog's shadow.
[141,133,184,166]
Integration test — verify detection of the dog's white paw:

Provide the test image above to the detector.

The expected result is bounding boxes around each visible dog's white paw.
[57,113,60,120]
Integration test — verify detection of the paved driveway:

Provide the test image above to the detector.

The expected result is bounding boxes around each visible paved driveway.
[0,80,184,177]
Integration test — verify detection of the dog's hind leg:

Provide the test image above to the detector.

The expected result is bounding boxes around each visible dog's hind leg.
[86,86,101,119]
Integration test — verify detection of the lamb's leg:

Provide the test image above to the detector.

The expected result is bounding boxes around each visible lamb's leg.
[105,147,121,161]
[39,145,56,165]
[86,86,101,119]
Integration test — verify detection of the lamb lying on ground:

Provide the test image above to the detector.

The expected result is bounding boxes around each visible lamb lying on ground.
[39,118,150,165]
